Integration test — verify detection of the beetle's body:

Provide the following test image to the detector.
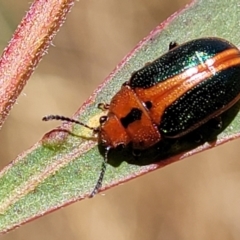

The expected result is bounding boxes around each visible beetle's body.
[43,37,240,196]
[99,38,240,150]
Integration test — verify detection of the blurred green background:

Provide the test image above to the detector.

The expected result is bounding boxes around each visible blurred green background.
[1,0,240,239]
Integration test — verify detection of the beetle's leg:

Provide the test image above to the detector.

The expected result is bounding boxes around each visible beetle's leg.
[169,41,178,50]
[192,133,203,143]
[208,116,223,130]
[144,62,152,67]
[131,149,141,162]
[98,103,110,111]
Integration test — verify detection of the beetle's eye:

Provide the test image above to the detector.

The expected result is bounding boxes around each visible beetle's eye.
[99,116,108,124]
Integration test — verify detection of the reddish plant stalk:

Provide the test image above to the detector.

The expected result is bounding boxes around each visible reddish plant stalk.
[0,0,75,128]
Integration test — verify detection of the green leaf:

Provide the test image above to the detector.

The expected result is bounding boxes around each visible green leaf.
[1,0,240,233]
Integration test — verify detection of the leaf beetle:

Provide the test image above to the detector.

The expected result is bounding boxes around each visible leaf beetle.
[43,37,240,197]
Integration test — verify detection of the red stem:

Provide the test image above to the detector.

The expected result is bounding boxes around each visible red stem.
[0,0,75,128]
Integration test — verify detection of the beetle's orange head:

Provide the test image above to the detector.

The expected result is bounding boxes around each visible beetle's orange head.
[98,114,131,149]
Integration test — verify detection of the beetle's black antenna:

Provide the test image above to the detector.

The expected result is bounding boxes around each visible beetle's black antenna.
[42,115,96,131]
[43,114,108,197]
[89,146,110,198]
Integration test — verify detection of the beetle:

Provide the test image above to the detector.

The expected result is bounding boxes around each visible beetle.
[43,37,240,197]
